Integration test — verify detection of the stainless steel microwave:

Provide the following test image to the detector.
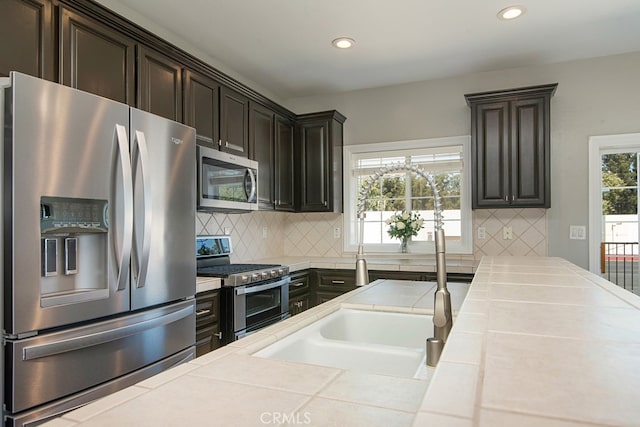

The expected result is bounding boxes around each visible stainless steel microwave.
[197,145,258,212]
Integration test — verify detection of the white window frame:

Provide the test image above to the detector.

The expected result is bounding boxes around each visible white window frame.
[588,133,640,274]
[343,135,472,254]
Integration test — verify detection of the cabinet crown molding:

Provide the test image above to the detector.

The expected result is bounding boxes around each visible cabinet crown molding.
[464,83,558,106]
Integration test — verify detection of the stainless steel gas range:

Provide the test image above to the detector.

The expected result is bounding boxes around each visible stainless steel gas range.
[196,236,290,342]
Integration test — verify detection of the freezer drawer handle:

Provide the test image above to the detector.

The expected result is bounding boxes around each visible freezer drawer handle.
[22,305,193,361]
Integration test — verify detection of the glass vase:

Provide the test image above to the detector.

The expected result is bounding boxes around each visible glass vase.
[400,237,408,253]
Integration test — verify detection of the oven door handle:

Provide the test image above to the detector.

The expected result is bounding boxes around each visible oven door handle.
[235,278,289,295]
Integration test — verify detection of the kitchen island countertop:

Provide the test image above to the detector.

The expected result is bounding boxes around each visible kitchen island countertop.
[47,256,640,426]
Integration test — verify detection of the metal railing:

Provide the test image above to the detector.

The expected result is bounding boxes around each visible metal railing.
[600,242,639,294]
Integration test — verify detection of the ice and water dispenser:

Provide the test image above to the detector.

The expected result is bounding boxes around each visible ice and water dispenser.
[40,196,110,306]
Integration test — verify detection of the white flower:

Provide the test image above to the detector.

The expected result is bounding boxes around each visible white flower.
[411,221,418,229]
[396,222,406,230]
[401,212,410,220]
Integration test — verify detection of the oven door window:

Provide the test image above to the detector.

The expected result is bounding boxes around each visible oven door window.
[245,286,282,329]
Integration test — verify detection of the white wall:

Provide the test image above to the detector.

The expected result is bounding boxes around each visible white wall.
[285,52,640,268]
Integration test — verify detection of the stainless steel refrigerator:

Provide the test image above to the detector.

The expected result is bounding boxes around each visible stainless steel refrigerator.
[1,72,197,426]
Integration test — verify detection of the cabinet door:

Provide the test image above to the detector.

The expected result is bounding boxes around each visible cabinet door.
[275,116,295,211]
[249,102,275,209]
[472,101,510,208]
[220,86,249,157]
[137,46,183,122]
[60,6,135,104]
[0,0,54,80]
[298,119,331,211]
[510,97,548,207]
[184,69,220,148]
[195,290,222,357]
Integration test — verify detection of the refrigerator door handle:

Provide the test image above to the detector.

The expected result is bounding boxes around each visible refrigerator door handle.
[114,124,133,291]
[22,304,194,361]
[132,130,152,289]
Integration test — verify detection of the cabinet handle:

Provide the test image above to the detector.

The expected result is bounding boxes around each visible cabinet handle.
[195,309,211,316]
[323,201,328,207]
[332,280,345,284]
[225,141,229,148]
[214,331,223,340]
[504,196,508,202]
[218,139,222,147]
[292,282,305,287]
[511,195,515,201]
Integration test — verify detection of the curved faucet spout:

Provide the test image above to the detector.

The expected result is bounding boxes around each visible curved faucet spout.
[353,162,452,366]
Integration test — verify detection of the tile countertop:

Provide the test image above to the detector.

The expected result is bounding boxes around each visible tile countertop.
[47,256,640,427]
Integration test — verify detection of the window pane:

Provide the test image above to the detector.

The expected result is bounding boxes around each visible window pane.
[602,188,637,215]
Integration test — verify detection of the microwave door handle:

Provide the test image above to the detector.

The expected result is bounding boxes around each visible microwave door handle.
[114,124,133,291]
[244,168,257,202]
[132,130,152,289]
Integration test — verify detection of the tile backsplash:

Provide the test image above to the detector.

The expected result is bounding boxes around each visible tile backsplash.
[196,208,547,262]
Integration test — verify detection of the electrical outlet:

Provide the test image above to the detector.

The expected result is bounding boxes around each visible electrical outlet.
[333,227,341,239]
[569,225,586,240]
[224,227,231,235]
[262,227,268,238]
[477,227,486,240]
[503,226,513,240]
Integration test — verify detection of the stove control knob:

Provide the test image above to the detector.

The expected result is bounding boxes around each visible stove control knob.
[262,272,270,280]
[278,268,285,276]
[271,269,278,277]
[241,275,249,284]
[251,273,260,281]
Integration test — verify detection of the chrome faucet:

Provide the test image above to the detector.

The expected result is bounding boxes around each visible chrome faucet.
[354,163,452,366]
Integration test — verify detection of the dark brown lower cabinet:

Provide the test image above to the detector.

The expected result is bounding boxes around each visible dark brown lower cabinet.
[288,270,311,316]
[195,289,223,357]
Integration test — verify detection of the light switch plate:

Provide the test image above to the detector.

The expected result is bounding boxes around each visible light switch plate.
[477,227,486,240]
[262,227,268,238]
[569,225,586,240]
[333,227,341,239]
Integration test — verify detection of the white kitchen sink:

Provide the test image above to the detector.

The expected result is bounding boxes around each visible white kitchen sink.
[253,309,432,378]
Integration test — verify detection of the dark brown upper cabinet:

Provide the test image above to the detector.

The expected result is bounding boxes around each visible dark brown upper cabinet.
[220,86,249,157]
[274,116,295,212]
[249,102,275,209]
[296,111,346,213]
[0,0,54,80]
[60,6,135,104]
[465,84,557,209]
[137,45,183,122]
[184,69,220,148]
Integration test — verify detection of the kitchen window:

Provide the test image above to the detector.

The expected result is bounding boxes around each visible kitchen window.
[343,136,472,254]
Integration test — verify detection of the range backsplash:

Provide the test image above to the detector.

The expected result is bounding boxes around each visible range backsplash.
[196,209,547,262]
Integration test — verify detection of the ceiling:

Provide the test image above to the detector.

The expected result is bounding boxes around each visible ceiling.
[97,0,640,99]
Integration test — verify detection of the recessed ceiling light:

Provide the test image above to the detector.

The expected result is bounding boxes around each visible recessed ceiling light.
[332,37,356,49]
[497,5,526,20]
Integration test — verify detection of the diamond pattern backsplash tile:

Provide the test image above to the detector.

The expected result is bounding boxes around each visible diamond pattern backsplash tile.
[473,208,547,261]
[195,208,547,262]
